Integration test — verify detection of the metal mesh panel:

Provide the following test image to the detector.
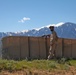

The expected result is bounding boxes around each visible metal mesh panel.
[55,38,63,58]
[29,37,40,59]
[63,39,72,58]
[38,37,46,59]
[9,36,20,60]
[2,37,10,59]
[0,38,2,58]
[2,36,76,59]
[72,39,76,58]
[20,37,29,59]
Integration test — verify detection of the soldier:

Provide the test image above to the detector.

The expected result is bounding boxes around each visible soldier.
[48,26,58,60]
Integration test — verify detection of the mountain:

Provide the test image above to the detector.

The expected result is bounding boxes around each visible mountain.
[55,22,76,39]
[1,22,76,39]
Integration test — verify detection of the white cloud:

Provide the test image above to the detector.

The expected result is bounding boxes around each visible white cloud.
[18,17,30,23]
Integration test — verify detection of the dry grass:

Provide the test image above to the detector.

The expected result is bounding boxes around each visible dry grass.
[0,59,76,75]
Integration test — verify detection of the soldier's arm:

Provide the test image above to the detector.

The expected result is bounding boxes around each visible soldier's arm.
[42,34,50,38]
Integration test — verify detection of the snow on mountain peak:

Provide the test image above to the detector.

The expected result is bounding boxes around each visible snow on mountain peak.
[14,22,64,34]
[46,22,64,28]
[33,22,64,31]
[15,30,29,34]
[35,27,45,31]
[21,30,29,33]
[1,22,76,39]
[55,22,64,27]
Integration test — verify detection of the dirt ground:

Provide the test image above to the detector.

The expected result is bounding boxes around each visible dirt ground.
[0,66,76,75]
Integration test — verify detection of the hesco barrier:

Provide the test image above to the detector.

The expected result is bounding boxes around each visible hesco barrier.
[2,36,76,60]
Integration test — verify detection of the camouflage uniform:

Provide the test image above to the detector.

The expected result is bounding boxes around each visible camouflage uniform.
[48,31,58,59]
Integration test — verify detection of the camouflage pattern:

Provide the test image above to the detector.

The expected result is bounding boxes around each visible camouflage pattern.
[48,31,58,59]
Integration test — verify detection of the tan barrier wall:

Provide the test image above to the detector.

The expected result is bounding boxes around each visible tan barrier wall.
[72,40,76,58]
[55,38,63,58]
[29,37,40,59]
[2,36,47,59]
[63,39,72,58]
[19,37,29,59]
[2,36,76,59]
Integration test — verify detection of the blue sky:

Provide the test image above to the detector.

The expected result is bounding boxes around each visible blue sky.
[0,0,76,32]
